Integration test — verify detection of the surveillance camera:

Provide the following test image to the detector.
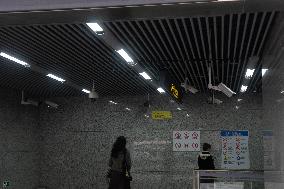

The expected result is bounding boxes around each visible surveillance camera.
[21,91,39,106]
[45,101,59,108]
[89,89,99,101]
[217,83,236,97]
[21,99,39,106]
[208,97,223,104]
[181,83,199,94]
[181,78,198,94]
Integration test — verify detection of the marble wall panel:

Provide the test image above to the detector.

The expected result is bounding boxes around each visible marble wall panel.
[0,88,40,189]
[39,93,263,189]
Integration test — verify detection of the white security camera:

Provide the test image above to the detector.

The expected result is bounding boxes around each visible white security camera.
[88,88,99,101]
[208,97,223,104]
[181,78,198,94]
[21,91,39,106]
[217,83,236,97]
[208,66,236,98]
[208,83,236,98]
[21,99,39,106]
[45,101,59,108]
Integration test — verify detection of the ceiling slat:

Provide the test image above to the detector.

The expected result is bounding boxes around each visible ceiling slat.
[236,13,258,92]
[174,19,199,89]
[256,12,276,56]
[225,15,233,86]
[181,19,204,91]
[233,13,250,91]
[230,14,241,90]
[189,18,207,91]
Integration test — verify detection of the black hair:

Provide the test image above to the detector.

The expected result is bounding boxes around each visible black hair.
[111,136,127,158]
[203,143,211,151]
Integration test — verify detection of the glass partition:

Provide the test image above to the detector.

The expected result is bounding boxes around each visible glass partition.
[193,170,264,189]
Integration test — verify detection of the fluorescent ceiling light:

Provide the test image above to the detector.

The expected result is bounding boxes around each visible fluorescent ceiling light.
[217,0,240,1]
[0,52,30,67]
[125,108,131,111]
[116,49,134,63]
[262,69,268,76]
[46,74,65,82]
[186,113,190,117]
[139,72,151,80]
[281,91,284,94]
[237,99,243,102]
[157,87,165,93]
[177,107,182,111]
[240,85,248,93]
[109,100,118,105]
[82,89,90,94]
[86,23,103,32]
[245,69,255,79]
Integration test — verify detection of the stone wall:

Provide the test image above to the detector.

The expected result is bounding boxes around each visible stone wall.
[39,93,263,189]
[262,12,284,189]
[0,88,40,189]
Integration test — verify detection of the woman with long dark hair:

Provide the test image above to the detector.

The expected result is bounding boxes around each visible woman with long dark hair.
[108,136,132,189]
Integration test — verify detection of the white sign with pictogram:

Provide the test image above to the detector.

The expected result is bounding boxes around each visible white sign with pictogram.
[173,131,200,151]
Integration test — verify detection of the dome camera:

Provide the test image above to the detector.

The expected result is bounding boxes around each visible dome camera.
[89,88,99,102]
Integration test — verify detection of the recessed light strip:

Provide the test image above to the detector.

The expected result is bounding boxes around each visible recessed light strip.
[217,0,240,1]
[109,100,118,105]
[46,74,65,83]
[157,87,165,93]
[262,69,268,76]
[240,85,248,93]
[86,23,103,32]
[139,72,151,80]
[245,69,255,79]
[0,52,30,67]
[116,49,134,63]
[82,89,90,94]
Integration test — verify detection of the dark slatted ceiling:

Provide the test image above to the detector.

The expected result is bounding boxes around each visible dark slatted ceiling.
[0,59,81,97]
[0,24,156,97]
[0,11,276,97]
[105,12,275,93]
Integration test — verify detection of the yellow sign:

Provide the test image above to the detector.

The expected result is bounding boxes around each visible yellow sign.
[152,111,172,120]
[170,84,179,99]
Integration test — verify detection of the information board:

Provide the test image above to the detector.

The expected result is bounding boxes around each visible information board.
[173,131,200,151]
[214,182,244,189]
[152,111,172,120]
[263,130,275,169]
[221,130,250,169]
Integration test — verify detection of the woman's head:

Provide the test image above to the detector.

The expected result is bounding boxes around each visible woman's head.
[111,136,127,158]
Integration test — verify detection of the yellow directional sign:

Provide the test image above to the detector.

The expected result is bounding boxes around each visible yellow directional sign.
[152,111,172,120]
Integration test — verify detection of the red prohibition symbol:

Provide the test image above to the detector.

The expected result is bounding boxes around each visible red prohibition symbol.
[192,143,199,148]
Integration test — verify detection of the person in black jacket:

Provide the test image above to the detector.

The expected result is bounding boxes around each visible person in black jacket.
[198,143,215,170]
[198,143,215,187]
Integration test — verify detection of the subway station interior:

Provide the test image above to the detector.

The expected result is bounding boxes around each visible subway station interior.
[0,0,284,189]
